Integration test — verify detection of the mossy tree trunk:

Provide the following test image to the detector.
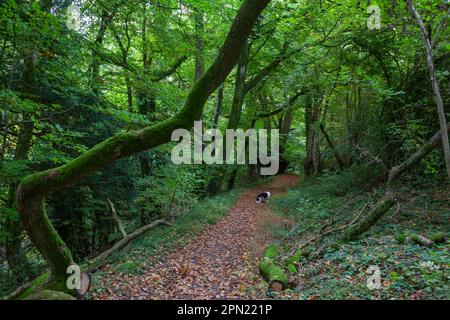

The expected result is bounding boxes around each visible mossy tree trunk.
[304,90,324,175]
[258,245,288,291]
[408,0,450,180]
[341,123,450,242]
[16,0,272,286]
[207,40,289,195]
[278,109,295,174]
[207,41,250,196]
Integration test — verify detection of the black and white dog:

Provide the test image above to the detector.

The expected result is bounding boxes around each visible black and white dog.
[256,191,272,204]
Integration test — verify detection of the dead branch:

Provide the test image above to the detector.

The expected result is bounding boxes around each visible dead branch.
[107,198,127,238]
[85,219,171,272]
[292,202,369,255]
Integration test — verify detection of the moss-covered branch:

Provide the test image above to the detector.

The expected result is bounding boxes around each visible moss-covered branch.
[340,193,396,242]
[388,123,450,187]
[16,0,272,288]
[341,123,450,242]
[258,245,288,291]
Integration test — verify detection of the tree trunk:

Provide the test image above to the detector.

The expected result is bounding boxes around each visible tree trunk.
[136,15,156,223]
[112,21,133,112]
[125,77,133,112]
[320,123,344,170]
[204,85,225,195]
[206,39,288,192]
[106,199,127,238]
[136,92,154,225]
[227,169,238,190]
[207,42,250,196]
[279,109,294,174]
[304,97,322,175]
[408,0,450,180]
[16,0,272,287]
[90,10,115,96]
[227,42,250,131]
[213,84,224,128]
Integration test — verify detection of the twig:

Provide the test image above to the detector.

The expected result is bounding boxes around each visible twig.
[291,202,369,255]
[107,199,127,238]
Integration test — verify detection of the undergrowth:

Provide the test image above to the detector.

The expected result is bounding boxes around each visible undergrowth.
[268,172,449,300]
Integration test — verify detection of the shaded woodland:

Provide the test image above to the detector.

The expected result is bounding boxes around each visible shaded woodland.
[0,0,449,300]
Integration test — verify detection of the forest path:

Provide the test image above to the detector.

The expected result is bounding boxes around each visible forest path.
[96,174,299,300]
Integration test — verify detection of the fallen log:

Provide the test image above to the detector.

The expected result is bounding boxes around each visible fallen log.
[429,232,447,244]
[284,250,302,273]
[340,123,450,242]
[341,193,396,242]
[258,245,288,291]
[411,234,434,247]
[85,219,171,272]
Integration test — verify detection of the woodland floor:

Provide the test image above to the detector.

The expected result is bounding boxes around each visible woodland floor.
[92,175,299,300]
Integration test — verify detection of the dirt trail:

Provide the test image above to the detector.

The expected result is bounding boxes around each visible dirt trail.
[96,174,299,300]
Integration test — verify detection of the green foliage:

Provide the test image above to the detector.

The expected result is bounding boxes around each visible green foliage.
[114,260,142,275]
[395,233,407,244]
[259,245,288,289]
[269,172,449,300]
[135,163,199,222]
[429,232,447,244]
[0,0,449,299]
[290,238,450,300]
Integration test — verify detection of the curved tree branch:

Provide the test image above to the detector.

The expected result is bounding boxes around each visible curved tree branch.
[16,0,272,287]
[151,55,188,82]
